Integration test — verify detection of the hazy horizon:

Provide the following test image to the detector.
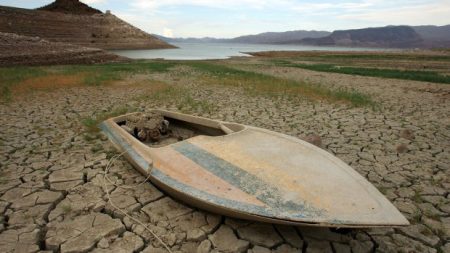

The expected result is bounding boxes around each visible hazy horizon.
[1,0,449,39]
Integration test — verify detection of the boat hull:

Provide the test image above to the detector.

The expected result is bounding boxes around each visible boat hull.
[101,110,409,227]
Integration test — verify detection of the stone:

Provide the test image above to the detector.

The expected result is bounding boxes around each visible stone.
[349,239,373,253]
[135,183,164,205]
[31,161,53,171]
[1,187,33,203]
[8,204,52,225]
[142,197,192,222]
[197,239,212,253]
[398,224,440,247]
[441,217,450,240]
[418,203,446,217]
[105,188,141,218]
[22,170,50,186]
[92,232,144,253]
[305,239,333,253]
[372,235,397,253]
[187,228,206,242]
[201,213,221,233]
[10,190,63,210]
[131,223,166,243]
[0,201,8,213]
[49,183,105,221]
[396,143,408,153]
[248,245,271,253]
[50,180,83,191]
[45,213,125,252]
[142,245,170,253]
[276,225,303,248]
[394,200,420,216]
[0,179,21,195]
[172,212,208,233]
[303,134,322,147]
[400,129,415,140]
[237,223,283,248]
[332,243,351,253]
[0,225,40,253]
[273,244,301,253]
[208,225,249,253]
[97,238,109,249]
[48,166,83,183]
[391,234,437,253]
[440,243,450,253]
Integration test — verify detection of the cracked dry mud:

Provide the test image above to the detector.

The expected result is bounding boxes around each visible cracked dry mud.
[0,62,449,253]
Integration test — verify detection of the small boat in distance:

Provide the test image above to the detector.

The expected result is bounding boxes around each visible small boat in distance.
[101,109,409,227]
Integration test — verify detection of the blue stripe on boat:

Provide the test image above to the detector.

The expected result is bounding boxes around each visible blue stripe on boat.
[173,141,323,218]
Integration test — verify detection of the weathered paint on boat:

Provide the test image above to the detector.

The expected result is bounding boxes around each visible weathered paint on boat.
[101,110,409,227]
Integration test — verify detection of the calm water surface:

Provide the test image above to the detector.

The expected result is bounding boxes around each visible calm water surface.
[111,42,389,60]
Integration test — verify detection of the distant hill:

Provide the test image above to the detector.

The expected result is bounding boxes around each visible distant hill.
[299,25,450,48]
[299,26,424,48]
[157,25,450,49]
[37,0,101,15]
[0,1,175,50]
[229,30,331,44]
[156,30,330,44]
[412,25,450,47]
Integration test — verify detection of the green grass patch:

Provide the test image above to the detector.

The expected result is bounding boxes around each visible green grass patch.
[0,61,177,100]
[277,61,450,84]
[54,60,178,86]
[315,53,450,62]
[61,204,72,214]
[187,62,375,107]
[0,67,47,101]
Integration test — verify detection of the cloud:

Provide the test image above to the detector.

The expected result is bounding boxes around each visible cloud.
[129,0,288,11]
[163,28,174,37]
[11,0,445,37]
[337,1,450,26]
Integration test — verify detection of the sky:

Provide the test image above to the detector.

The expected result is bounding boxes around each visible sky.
[1,0,449,38]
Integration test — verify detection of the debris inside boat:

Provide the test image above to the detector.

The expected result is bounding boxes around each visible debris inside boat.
[101,109,409,228]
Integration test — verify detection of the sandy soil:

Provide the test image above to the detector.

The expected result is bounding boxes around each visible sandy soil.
[0,61,449,253]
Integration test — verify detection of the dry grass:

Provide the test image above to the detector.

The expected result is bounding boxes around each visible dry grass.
[140,82,218,114]
[11,73,87,95]
[188,62,375,107]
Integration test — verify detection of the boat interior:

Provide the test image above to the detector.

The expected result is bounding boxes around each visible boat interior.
[114,111,245,148]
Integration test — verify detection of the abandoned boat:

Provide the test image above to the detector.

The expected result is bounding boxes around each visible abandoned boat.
[101,109,409,227]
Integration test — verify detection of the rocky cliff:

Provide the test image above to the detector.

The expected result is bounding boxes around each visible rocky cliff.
[37,0,102,15]
[0,32,126,66]
[0,4,175,50]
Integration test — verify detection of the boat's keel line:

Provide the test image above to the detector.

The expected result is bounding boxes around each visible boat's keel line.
[150,169,278,217]
[173,141,325,220]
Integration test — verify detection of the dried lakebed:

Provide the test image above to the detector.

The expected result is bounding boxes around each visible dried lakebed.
[0,62,449,253]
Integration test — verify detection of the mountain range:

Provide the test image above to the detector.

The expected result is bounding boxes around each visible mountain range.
[156,30,330,44]
[158,25,450,48]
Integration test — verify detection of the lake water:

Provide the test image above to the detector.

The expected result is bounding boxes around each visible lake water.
[111,42,389,60]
